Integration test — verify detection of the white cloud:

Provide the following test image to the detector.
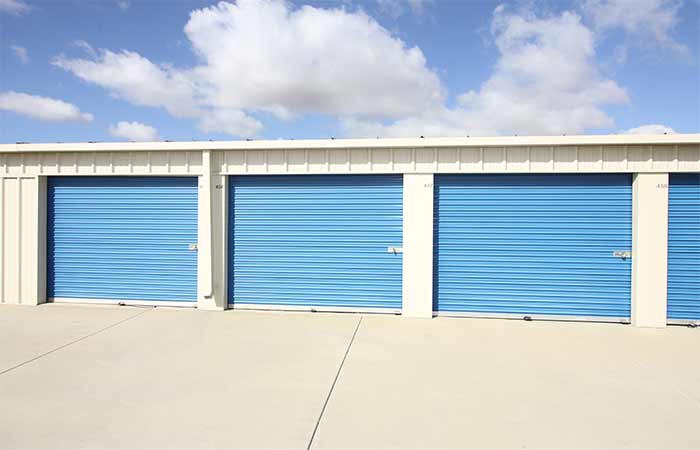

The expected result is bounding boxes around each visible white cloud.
[623,124,677,134]
[0,0,29,14]
[108,121,160,141]
[0,91,94,122]
[53,0,442,137]
[196,109,263,137]
[117,1,129,12]
[344,7,628,137]
[377,0,432,18]
[582,0,686,52]
[53,50,200,118]
[72,40,98,58]
[10,45,28,63]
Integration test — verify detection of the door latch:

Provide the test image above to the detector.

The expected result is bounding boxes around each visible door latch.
[612,250,631,259]
[387,246,403,254]
[189,244,198,251]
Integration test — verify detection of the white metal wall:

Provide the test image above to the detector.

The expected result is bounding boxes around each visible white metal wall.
[214,145,700,175]
[0,176,43,305]
[1,146,699,177]
[0,151,203,176]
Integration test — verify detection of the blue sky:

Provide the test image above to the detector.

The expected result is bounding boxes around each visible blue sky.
[1,0,698,143]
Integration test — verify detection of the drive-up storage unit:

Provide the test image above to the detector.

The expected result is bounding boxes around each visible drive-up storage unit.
[228,175,403,312]
[667,173,700,321]
[434,174,633,320]
[1,134,698,328]
[48,176,198,305]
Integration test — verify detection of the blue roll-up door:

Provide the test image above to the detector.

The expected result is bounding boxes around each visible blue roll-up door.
[668,173,700,321]
[435,174,632,319]
[228,175,403,310]
[48,177,198,303]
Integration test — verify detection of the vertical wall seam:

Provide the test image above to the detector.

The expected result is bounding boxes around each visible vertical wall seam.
[674,144,679,171]
[550,146,554,171]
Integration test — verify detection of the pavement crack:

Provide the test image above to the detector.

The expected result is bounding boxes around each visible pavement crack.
[0,307,152,377]
[306,314,363,450]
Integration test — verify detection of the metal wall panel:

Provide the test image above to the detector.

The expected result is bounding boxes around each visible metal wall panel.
[0,177,39,305]
[213,144,700,175]
[48,177,198,302]
[228,175,403,310]
[435,174,633,318]
[668,173,700,320]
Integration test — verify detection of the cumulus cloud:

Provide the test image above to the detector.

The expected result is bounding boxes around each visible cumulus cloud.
[117,1,129,12]
[53,50,200,118]
[52,0,442,137]
[582,0,686,52]
[0,0,30,14]
[0,91,94,122]
[10,45,28,63]
[624,124,677,134]
[344,7,628,137]
[108,121,160,141]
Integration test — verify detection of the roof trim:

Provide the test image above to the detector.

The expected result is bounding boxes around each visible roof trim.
[1,134,698,153]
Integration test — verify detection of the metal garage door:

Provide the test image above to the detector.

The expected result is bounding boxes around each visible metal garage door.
[48,177,198,304]
[668,173,700,321]
[228,175,403,311]
[435,174,632,320]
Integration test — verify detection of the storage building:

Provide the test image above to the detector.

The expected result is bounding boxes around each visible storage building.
[1,134,698,327]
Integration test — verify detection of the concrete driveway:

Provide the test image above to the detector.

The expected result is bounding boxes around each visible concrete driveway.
[0,304,698,450]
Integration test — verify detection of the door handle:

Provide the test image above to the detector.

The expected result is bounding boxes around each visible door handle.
[612,250,631,259]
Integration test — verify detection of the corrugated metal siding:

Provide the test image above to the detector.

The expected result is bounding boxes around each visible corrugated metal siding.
[435,174,632,318]
[0,177,39,305]
[213,144,700,175]
[48,177,198,302]
[228,175,403,309]
[668,173,700,320]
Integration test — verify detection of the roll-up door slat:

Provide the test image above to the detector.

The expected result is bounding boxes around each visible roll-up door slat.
[228,175,403,310]
[48,177,198,302]
[435,174,632,318]
[668,173,700,320]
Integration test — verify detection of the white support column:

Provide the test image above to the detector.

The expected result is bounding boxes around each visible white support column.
[631,173,669,327]
[197,150,220,310]
[402,173,434,318]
